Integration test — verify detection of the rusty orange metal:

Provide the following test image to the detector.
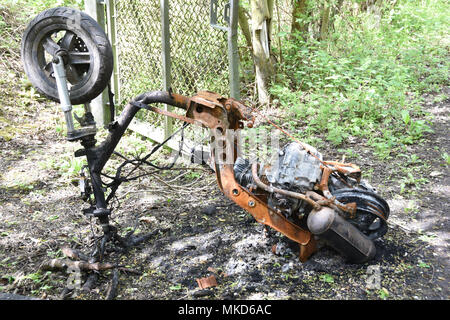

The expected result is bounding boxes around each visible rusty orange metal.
[196,275,218,289]
[216,163,314,255]
[322,161,361,182]
[143,104,197,125]
[176,91,317,261]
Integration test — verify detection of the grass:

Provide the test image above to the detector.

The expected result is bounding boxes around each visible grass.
[7,0,83,14]
[319,273,334,284]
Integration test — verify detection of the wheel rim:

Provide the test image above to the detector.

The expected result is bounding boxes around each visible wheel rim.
[332,188,390,240]
[35,28,94,90]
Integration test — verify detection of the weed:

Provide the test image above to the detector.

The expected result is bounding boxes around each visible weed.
[24,271,50,284]
[441,152,450,166]
[418,233,437,243]
[47,215,59,221]
[399,172,429,194]
[269,0,449,159]
[417,261,431,268]
[378,287,389,299]
[39,154,86,178]
[319,274,334,284]
[169,283,182,291]
[185,171,201,180]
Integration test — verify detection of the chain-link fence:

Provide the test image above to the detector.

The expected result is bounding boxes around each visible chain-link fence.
[169,0,230,97]
[114,0,163,106]
[86,0,235,153]
[105,0,294,106]
[106,0,233,148]
[87,0,294,149]
[113,0,231,106]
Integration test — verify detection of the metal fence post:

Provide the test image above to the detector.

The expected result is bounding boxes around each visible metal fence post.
[161,0,173,139]
[106,0,119,108]
[228,0,240,100]
[84,0,110,127]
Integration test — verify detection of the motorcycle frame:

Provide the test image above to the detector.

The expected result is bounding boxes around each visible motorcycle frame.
[75,90,325,261]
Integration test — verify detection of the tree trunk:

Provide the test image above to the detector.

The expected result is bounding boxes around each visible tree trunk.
[238,6,252,49]
[319,4,330,41]
[291,0,308,36]
[250,0,274,105]
[330,0,344,25]
[360,0,378,12]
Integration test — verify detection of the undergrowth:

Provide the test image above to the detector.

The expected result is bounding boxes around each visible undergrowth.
[2,0,448,160]
[270,0,449,159]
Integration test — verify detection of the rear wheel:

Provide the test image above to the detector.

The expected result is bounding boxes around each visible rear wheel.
[332,188,390,240]
[21,7,113,105]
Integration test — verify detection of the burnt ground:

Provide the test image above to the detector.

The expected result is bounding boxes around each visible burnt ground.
[0,78,448,301]
[0,12,448,301]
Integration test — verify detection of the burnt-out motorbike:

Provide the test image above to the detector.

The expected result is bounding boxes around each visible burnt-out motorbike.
[21,7,389,264]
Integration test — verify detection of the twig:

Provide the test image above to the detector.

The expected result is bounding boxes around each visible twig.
[59,287,73,300]
[40,259,116,272]
[118,267,141,275]
[105,269,120,300]
[387,220,413,233]
[120,228,168,248]
[82,272,98,292]
[411,243,429,255]
[61,247,90,261]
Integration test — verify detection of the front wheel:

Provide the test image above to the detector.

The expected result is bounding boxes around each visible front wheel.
[21,7,114,105]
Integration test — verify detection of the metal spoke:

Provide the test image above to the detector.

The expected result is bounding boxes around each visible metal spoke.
[66,64,81,84]
[43,62,54,77]
[69,51,91,64]
[42,37,60,56]
[59,31,77,50]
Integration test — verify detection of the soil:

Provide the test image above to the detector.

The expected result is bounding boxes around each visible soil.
[0,11,448,302]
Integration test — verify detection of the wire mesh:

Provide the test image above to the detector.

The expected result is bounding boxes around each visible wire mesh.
[112,0,293,103]
[167,0,231,146]
[169,0,230,96]
[114,0,163,106]
[110,0,294,151]
[112,0,231,139]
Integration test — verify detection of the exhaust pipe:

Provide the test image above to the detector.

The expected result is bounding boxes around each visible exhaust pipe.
[307,207,376,263]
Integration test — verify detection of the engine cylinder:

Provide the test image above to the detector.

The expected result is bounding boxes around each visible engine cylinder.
[307,207,376,263]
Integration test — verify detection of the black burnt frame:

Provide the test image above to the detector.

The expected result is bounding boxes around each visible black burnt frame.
[75,90,190,245]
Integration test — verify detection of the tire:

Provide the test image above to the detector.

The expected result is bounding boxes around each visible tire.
[332,188,390,240]
[21,7,113,105]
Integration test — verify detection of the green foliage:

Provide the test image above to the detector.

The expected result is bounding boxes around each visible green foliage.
[169,283,182,291]
[319,273,334,284]
[19,0,83,13]
[441,152,450,166]
[39,154,86,178]
[270,0,449,158]
[417,261,431,268]
[378,287,389,299]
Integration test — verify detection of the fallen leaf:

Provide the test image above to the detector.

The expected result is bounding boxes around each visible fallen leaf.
[196,275,217,289]
[207,267,217,273]
[139,216,156,224]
